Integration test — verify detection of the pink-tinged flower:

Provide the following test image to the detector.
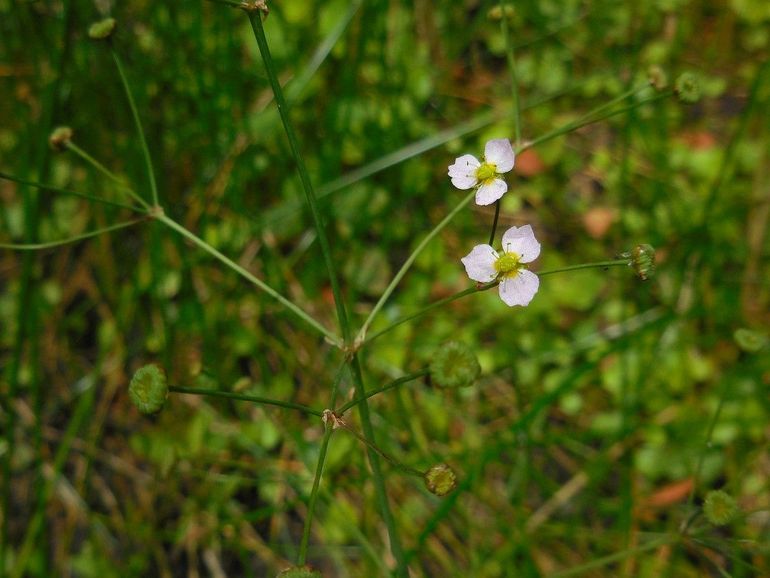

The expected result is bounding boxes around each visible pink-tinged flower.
[447,138,515,206]
[461,225,540,307]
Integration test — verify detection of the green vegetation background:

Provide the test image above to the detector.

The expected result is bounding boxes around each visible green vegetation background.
[1,0,769,576]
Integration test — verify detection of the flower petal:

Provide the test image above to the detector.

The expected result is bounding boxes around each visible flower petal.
[501,224,540,263]
[484,139,515,173]
[448,154,481,189]
[475,178,507,205]
[461,244,499,283]
[498,270,539,307]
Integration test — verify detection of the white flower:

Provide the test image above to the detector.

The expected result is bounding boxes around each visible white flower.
[461,225,541,307]
[447,138,515,206]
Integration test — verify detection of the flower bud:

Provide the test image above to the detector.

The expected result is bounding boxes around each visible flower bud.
[277,567,323,578]
[487,5,515,21]
[623,244,655,280]
[675,72,701,104]
[424,463,457,497]
[48,126,73,152]
[129,364,168,414]
[242,0,269,17]
[647,65,668,91]
[733,328,768,353]
[703,490,739,526]
[429,341,481,389]
[88,18,117,40]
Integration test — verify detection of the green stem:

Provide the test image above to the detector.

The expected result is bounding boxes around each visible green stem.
[0,171,145,212]
[297,426,334,565]
[538,259,630,277]
[683,387,728,531]
[245,10,410,573]
[327,359,349,412]
[348,355,410,577]
[488,200,501,246]
[361,283,493,347]
[356,189,476,345]
[337,369,429,415]
[65,142,150,210]
[169,386,322,417]
[0,218,146,251]
[518,86,664,154]
[111,48,159,207]
[500,0,521,146]
[295,362,347,567]
[339,421,424,478]
[248,11,350,343]
[157,214,341,346]
[550,536,674,578]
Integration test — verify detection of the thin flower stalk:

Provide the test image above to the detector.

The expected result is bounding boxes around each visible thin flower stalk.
[356,188,477,346]
[0,218,147,251]
[247,11,350,343]
[111,49,159,207]
[169,386,323,417]
[156,214,341,346]
[337,370,430,414]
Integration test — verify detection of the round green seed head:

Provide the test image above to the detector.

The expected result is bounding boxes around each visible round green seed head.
[48,126,73,152]
[88,18,117,40]
[703,490,739,526]
[675,72,701,104]
[734,328,768,353]
[424,463,457,497]
[430,341,481,389]
[129,364,168,415]
[277,566,323,578]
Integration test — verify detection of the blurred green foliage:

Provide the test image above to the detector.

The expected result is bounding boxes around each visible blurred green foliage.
[1,0,769,576]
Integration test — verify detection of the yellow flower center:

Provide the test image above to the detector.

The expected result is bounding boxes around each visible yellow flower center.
[475,162,497,182]
[494,252,521,278]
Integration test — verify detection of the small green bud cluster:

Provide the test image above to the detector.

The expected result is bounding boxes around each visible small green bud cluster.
[621,244,656,280]
[128,364,169,414]
[277,566,323,578]
[631,244,655,280]
[703,490,739,526]
[675,72,701,104]
[88,18,117,40]
[48,126,73,152]
[487,4,515,21]
[429,341,481,388]
[424,463,457,496]
[647,65,668,91]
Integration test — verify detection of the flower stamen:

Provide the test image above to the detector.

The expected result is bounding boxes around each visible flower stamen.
[475,162,498,182]
[494,252,521,278]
